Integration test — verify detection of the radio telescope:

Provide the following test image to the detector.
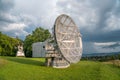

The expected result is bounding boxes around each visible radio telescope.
[45,14,82,68]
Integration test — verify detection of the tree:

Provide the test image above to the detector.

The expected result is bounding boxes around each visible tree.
[0,32,20,56]
[24,27,51,57]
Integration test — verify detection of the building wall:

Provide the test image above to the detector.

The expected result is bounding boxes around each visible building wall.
[32,42,46,57]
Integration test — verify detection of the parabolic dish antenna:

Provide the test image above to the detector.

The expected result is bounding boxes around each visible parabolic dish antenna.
[54,14,82,63]
[45,14,82,68]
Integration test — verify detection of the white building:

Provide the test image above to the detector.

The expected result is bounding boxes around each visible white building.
[32,42,46,57]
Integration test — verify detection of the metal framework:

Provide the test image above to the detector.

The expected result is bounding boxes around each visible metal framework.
[45,14,82,68]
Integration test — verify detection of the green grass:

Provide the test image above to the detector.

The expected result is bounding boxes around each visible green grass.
[0,56,120,80]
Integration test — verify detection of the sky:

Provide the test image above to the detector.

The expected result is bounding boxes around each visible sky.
[0,0,120,54]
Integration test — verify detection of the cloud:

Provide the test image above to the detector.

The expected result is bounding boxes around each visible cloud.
[83,42,120,53]
[101,42,120,49]
[105,14,120,31]
[13,0,58,29]
[2,23,26,31]
[92,42,120,53]
[2,23,29,36]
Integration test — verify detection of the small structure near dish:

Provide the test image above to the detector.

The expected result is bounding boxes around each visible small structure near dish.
[45,14,83,68]
[16,44,25,57]
[32,42,46,57]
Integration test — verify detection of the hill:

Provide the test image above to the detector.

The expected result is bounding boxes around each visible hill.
[0,56,120,80]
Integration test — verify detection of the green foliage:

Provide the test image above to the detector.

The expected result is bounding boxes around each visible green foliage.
[24,27,50,57]
[0,32,20,56]
[0,57,120,80]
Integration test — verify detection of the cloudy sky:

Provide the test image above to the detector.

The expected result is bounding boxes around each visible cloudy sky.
[0,0,120,54]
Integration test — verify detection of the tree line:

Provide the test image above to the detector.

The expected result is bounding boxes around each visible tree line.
[0,32,21,56]
[82,54,120,61]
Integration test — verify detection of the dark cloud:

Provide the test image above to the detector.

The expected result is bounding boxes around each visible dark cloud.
[83,42,98,54]
[78,0,120,43]
[0,0,14,12]
[57,0,120,43]
[82,29,120,42]
[0,0,14,25]
[0,14,14,23]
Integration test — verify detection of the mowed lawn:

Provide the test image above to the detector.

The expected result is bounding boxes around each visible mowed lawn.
[0,56,120,80]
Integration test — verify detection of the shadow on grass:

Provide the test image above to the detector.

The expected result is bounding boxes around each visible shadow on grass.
[0,75,5,80]
[5,57,45,67]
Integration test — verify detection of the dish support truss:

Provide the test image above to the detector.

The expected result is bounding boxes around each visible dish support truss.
[45,14,82,68]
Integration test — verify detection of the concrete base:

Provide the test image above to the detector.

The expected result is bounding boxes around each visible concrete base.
[45,53,70,68]
[16,51,25,57]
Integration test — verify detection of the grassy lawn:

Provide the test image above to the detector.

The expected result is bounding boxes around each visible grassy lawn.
[0,56,120,80]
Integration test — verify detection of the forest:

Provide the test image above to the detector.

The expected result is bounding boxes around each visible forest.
[0,32,20,56]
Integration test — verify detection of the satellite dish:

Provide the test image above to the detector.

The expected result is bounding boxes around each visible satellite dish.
[45,14,82,68]
[54,14,82,63]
